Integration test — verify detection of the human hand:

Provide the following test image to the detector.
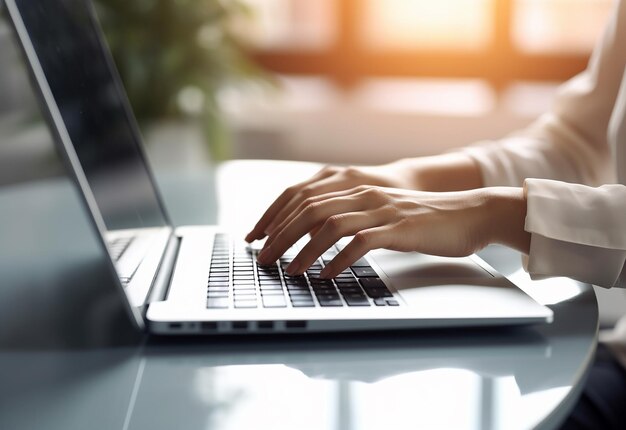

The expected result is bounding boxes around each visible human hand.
[245,162,415,243]
[254,186,529,278]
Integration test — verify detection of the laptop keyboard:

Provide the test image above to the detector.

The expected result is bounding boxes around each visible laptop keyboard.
[108,236,134,262]
[207,233,399,309]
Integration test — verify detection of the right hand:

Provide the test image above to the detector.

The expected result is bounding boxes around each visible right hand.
[245,162,414,242]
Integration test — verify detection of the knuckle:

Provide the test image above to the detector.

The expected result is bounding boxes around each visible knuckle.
[353,231,371,247]
[303,201,322,217]
[354,184,370,193]
[321,165,340,175]
[365,187,384,199]
[324,215,344,233]
[299,186,316,199]
[381,203,401,219]
[284,185,298,197]
[343,166,362,178]
[302,196,317,207]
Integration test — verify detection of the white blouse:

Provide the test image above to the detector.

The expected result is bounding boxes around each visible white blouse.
[463,0,626,366]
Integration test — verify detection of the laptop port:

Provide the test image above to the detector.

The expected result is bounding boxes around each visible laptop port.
[201,322,218,331]
[169,322,182,330]
[232,321,248,330]
[257,321,274,330]
[286,320,307,330]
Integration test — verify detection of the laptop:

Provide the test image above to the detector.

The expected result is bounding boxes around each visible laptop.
[4,0,553,334]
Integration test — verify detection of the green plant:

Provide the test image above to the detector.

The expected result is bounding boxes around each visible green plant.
[95,0,266,159]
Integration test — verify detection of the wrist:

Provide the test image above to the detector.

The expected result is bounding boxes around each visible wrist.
[483,187,531,254]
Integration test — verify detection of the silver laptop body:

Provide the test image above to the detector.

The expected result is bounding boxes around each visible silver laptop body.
[5,0,552,335]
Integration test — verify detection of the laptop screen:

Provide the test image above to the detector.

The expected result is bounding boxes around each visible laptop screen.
[11,0,170,232]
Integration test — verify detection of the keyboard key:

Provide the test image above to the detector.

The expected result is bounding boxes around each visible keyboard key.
[233,269,254,275]
[289,293,313,302]
[285,280,308,286]
[339,290,365,298]
[207,286,230,293]
[258,269,279,275]
[352,267,378,277]
[259,279,283,286]
[359,278,387,289]
[335,278,359,285]
[208,292,229,299]
[345,297,371,307]
[350,257,370,267]
[386,299,400,306]
[233,281,255,287]
[235,301,258,309]
[234,290,256,296]
[208,281,230,288]
[261,290,284,296]
[337,286,363,294]
[207,298,229,308]
[309,278,333,286]
[374,298,387,306]
[262,296,287,308]
[288,289,313,296]
[318,298,343,307]
[312,287,337,295]
[260,284,283,291]
[316,293,341,301]
[365,289,392,298]
[291,301,316,307]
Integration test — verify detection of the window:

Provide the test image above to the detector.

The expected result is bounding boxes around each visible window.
[513,0,613,53]
[239,0,613,89]
[361,0,492,51]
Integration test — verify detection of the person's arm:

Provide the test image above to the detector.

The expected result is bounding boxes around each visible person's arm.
[462,0,626,289]
[392,153,484,192]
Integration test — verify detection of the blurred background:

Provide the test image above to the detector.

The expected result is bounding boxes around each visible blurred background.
[0,0,614,184]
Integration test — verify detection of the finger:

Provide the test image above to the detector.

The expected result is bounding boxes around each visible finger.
[264,175,360,236]
[245,167,336,242]
[285,209,392,275]
[265,186,369,249]
[257,196,370,265]
[320,226,393,278]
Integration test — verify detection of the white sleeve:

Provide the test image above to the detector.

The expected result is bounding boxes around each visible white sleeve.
[459,1,626,288]
[462,0,626,188]
[523,179,626,288]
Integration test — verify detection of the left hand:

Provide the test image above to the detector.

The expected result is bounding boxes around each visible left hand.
[255,185,529,278]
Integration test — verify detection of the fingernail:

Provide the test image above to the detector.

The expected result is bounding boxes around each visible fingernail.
[286,260,300,275]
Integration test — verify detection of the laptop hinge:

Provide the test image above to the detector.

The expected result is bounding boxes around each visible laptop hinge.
[145,234,181,305]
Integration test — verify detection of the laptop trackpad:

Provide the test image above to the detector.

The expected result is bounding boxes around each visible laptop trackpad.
[371,250,494,280]
[370,250,541,317]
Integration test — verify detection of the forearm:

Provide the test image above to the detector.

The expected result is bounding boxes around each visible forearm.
[391,152,484,192]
